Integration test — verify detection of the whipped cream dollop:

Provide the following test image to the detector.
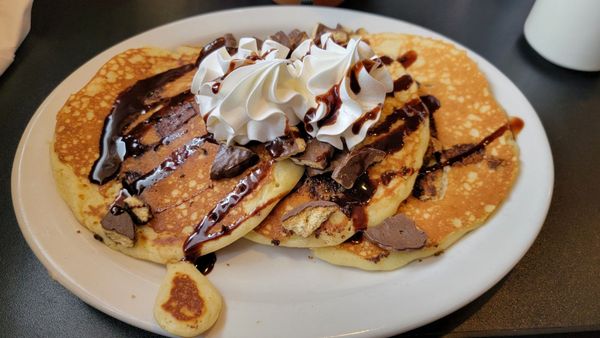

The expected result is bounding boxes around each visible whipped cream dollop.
[293,34,393,149]
[191,34,393,149]
[191,38,306,145]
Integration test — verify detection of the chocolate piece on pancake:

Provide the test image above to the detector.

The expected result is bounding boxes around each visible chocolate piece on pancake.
[290,138,335,169]
[313,33,521,271]
[363,214,427,251]
[267,29,310,55]
[210,144,259,180]
[51,45,304,264]
[247,52,431,248]
[281,201,339,238]
[100,193,136,247]
[100,190,153,247]
[266,127,307,160]
[331,147,385,189]
[223,33,238,54]
[313,23,350,46]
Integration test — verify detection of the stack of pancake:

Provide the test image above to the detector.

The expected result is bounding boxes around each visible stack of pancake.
[51,26,520,336]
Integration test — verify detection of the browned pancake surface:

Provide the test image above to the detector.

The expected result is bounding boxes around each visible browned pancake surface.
[55,48,197,178]
[52,46,302,263]
[249,91,430,247]
[313,33,520,270]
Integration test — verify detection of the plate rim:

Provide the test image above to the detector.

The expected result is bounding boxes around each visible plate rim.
[11,5,554,337]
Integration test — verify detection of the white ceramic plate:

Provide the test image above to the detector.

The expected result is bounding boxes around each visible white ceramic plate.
[12,6,553,338]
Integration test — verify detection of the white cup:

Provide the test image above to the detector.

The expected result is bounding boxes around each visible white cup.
[524,0,600,72]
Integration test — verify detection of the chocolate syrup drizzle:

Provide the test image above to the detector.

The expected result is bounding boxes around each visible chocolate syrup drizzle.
[303,109,316,132]
[316,84,342,127]
[351,105,381,134]
[89,63,195,184]
[304,58,385,133]
[324,96,435,230]
[183,165,269,262]
[122,135,211,195]
[331,174,376,231]
[337,98,429,228]
[349,65,361,94]
[393,74,414,93]
[194,252,217,275]
[378,51,418,68]
[398,50,418,68]
[211,82,221,94]
[91,36,228,186]
[379,56,394,65]
[419,117,524,176]
[305,96,436,231]
[195,37,226,67]
[420,95,441,137]
[120,91,198,154]
[303,83,343,132]
[348,59,382,95]
[367,99,429,154]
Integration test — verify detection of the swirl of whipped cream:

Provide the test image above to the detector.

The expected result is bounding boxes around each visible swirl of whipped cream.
[191,34,393,150]
[191,38,306,144]
[292,34,393,150]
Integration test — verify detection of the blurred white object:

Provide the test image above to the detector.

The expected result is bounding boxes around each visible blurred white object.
[0,0,32,76]
[524,0,600,72]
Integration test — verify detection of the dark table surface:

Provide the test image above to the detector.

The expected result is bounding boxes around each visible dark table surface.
[1,0,599,337]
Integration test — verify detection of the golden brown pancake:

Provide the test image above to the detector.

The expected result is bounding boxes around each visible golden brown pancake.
[246,55,431,248]
[313,33,520,270]
[51,46,304,264]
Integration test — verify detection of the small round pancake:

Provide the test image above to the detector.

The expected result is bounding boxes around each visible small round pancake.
[154,261,222,337]
[51,47,304,264]
[247,54,431,248]
[313,33,520,270]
